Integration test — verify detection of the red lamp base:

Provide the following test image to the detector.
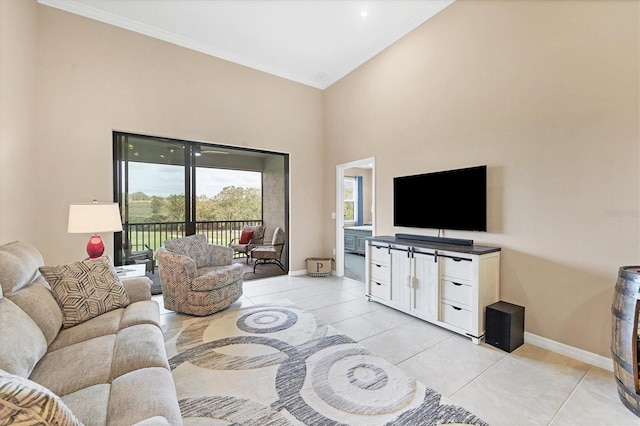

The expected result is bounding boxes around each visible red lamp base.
[86,235,105,259]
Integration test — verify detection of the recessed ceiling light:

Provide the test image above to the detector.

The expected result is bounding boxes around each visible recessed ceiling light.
[360,10,368,18]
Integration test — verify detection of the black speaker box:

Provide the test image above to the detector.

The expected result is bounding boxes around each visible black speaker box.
[485,301,525,353]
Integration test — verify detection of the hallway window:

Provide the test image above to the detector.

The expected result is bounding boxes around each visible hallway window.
[344,177,356,225]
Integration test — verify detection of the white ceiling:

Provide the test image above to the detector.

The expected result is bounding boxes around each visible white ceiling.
[39,0,454,89]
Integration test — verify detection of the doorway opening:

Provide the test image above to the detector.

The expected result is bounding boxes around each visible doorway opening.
[335,157,375,280]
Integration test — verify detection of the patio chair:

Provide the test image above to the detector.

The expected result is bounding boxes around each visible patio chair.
[122,241,155,274]
[229,225,265,263]
[251,227,286,273]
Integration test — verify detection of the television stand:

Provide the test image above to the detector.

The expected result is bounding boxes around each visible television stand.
[395,233,474,246]
[366,235,501,344]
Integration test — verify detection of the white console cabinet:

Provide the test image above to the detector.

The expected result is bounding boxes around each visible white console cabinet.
[365,236,500,344]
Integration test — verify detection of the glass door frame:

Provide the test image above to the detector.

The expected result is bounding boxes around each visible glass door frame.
[112,131,289,269]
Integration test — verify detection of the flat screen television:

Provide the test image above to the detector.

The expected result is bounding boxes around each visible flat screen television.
[393,165,487,232]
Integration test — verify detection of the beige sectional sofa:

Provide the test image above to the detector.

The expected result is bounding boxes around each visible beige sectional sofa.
[0,241,183,425]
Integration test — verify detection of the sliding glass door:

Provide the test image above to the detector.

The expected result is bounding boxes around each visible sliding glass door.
[113,132,271,268]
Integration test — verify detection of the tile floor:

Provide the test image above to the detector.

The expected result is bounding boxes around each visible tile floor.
[155,274,640,426]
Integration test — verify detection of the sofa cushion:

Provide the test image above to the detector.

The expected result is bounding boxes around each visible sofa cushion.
[0,369,83,426]
[0,298,48,378]
[165,234,209,268]
[111,324,169,379]
[0,241,44,295]
[30,334,115,397]
[132,416,173,426]
[48,308,124,352]
[119,300,161,330]
[48,301,161,353]
[62,384,110,426]
[120,276,152,303]
[7,282,63,345]
[39,256,130,328]
[109,367,182,426]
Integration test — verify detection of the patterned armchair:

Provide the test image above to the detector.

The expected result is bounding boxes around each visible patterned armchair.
[156,234,243,316]
[229,225,265,264]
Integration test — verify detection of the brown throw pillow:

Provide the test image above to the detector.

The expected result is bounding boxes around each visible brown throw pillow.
[39,256,130,328]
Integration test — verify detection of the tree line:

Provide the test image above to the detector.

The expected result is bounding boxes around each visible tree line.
[126,186,261,223]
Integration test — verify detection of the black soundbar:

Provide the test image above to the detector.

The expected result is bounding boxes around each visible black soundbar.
[395,233,474,246]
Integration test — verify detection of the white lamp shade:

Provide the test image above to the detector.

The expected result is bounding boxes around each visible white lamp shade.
[68,203,123,234]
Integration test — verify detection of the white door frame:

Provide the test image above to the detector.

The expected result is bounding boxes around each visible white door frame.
[335,157,375,277]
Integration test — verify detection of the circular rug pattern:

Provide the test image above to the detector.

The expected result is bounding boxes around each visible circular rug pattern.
[167,303,488,426]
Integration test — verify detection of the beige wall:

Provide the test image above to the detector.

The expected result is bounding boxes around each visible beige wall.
[324,0,640,357]
[31,5,323,268]
[0,0,39,245]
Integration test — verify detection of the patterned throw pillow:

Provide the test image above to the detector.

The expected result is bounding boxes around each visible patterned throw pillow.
[39,257,130,328]
[164,234,210,268]
[0,369,83,426]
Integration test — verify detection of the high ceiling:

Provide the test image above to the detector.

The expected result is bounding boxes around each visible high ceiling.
[39,0,455,89]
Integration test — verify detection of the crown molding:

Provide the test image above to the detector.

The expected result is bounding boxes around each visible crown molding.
[38,0,454,90]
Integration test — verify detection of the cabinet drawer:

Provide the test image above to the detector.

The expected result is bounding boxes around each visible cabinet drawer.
[441,256,473,281]
[441,279,472,307]
[441,302,472,332]
[369,245,389,265]
[370,262,389,283]
[370,280,390,300]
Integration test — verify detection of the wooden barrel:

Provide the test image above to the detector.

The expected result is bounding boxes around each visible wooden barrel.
[612,266,640,417]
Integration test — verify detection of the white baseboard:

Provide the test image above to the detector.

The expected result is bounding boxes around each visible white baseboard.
[525,332,614,372]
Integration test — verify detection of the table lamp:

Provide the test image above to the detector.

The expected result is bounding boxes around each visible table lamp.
[68,201,123,259]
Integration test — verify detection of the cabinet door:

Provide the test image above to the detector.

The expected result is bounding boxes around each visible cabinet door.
[390,248,412,311]
[356,235,367,255]
[411,252,439,321]
[344,231,357,253]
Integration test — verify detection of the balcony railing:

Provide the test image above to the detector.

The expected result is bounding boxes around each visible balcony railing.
[121,219,263,260]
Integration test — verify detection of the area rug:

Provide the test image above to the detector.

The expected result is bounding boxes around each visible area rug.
[164,302,488,425]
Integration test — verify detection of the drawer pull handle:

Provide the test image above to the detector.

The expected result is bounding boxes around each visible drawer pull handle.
[375,264,381,268]
[452,257,463,262]
[375,282,382,286]
[452,282,463,287]
[452,306,462,311]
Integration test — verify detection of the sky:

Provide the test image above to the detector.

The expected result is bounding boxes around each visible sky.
[128,163,261,197]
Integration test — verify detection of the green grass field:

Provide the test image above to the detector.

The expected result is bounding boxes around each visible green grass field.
[122,200,255,254]
[126,229,238,253]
